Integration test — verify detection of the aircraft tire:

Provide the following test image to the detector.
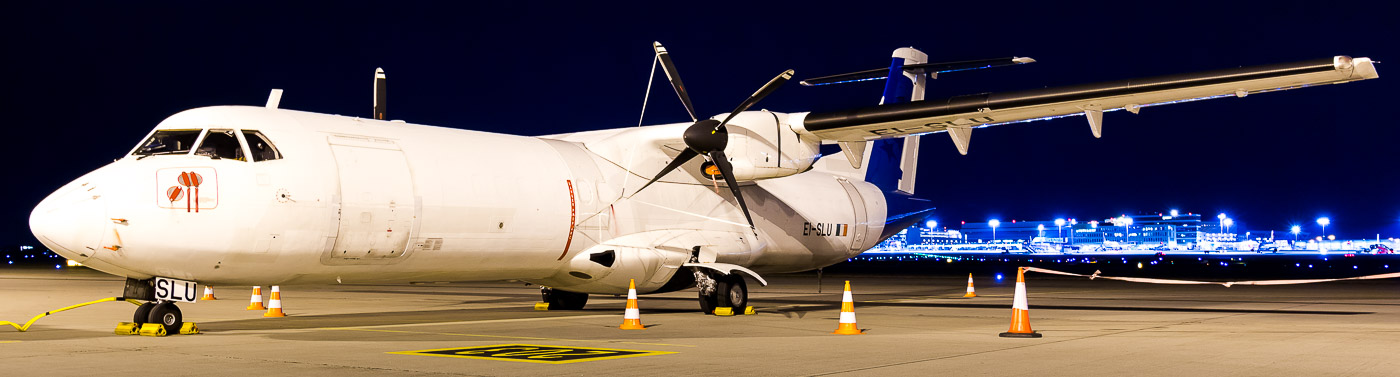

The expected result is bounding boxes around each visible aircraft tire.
[717,275,747,312]
[133,302,156,324]
[543,288,588,310]
[147,302,182,333]
[698,289,718,314]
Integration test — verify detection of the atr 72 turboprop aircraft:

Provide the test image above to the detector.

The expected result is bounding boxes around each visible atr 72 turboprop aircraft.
[30,42,1378,333]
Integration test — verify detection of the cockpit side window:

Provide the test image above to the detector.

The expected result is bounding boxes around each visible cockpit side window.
[242,130,282,161]
[194,129,245,161]
[132,130,202,156]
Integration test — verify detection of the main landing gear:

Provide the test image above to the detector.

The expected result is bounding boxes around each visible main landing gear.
[697,272,747,315]
[541,287,589,310]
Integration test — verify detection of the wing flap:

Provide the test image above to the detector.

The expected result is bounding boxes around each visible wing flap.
[796,56,1378,141]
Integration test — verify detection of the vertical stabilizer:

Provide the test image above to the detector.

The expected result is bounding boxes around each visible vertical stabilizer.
[866,47,926,196]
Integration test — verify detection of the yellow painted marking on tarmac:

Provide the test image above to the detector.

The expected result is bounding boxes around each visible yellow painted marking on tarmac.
[0,341,21,344]
[2,297,143,332]
[388,343,676,364]
[324,327,696,348]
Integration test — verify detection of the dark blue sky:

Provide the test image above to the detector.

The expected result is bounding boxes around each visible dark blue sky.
[5,2,1397,246]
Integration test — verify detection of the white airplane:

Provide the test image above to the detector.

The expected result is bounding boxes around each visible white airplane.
[29,43,1378,333]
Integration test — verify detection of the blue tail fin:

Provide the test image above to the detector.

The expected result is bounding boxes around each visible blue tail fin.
[865,47,926,196]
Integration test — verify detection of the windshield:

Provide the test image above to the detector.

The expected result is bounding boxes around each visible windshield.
[194,129,245,161]
[133,130,202,156]
[242,130,282,161]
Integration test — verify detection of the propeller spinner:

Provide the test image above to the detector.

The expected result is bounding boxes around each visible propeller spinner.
[631,42,794,232]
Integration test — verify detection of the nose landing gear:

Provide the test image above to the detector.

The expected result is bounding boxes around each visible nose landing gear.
[122,278,194,336]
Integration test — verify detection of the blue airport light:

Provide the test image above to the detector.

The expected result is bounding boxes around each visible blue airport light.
[995,273,1004,281]
[926,220,937,229]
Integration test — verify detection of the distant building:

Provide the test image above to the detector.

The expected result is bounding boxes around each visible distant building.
[962,220,1065,243]
[953,212,1244,247]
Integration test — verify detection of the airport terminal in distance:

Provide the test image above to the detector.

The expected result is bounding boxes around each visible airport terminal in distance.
[874,210,1396,255]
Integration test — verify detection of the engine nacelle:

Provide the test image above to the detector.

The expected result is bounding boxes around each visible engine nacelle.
[718,111,820,182]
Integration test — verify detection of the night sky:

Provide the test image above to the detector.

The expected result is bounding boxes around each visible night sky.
[5,2,1396,247]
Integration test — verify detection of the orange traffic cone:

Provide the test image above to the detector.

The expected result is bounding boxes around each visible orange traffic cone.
[963,274,978,298]
[263,285,286,317]
[832,280,862,335]
[246,286,266,310]
[619,279,644,330]
[999,268,1041,338]
[200,285,217,300]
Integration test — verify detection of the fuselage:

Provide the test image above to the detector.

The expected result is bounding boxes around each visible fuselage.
[30,106,887,294]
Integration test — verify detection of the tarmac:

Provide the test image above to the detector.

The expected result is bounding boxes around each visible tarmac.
[3,266,1398,376]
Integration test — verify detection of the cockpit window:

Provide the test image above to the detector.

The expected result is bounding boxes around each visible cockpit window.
[194,129,245,161]
[133,130,202,156]
[242,130,282,162]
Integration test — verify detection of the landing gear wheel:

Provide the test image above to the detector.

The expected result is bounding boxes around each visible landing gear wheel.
[147,302,183,333]
[698,289,718,314]
[133,302,156,324]
[541,288,589,310]
[716,274,748,313]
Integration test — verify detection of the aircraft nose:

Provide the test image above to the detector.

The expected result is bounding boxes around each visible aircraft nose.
[30,179,108,263]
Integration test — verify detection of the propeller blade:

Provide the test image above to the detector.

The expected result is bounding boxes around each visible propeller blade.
[653,42,699,122]
[707,150,756,231]
[717,69,794,130]
[631,148,699,197]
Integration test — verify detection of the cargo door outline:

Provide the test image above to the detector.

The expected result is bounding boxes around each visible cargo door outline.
[325,136,417,263]
[838,179,868,251]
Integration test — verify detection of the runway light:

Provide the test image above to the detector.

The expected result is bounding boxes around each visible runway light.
[1137,262,1143,269]
[54,264,61,269]
[996,273,1004,281]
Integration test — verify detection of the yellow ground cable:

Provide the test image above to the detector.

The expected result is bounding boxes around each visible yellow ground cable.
[2,297,144,332]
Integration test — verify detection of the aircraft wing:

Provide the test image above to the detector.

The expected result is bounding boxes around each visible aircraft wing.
[792,56,1379,145]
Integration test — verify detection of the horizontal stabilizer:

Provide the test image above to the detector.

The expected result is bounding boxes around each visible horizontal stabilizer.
[800,56,1035,86]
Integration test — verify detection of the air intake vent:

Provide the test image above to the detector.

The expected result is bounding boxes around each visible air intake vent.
[589,250,616,267]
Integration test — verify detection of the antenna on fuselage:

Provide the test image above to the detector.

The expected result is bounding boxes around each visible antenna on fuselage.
[265,89,283,109]
[373,68,387,120]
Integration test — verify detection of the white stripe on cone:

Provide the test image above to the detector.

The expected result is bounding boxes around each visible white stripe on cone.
[268,286,282,309]
[1013,281,1029,310]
